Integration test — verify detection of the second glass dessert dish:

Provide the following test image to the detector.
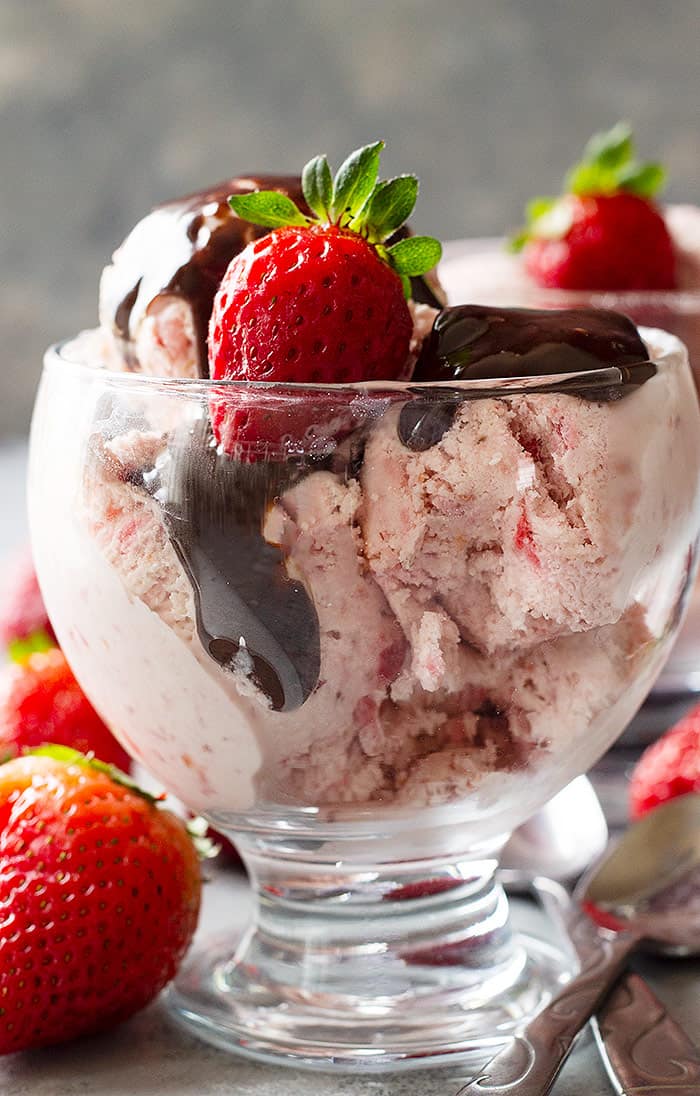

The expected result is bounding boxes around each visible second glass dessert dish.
[27,144,700,1074]
[440,125,700,721]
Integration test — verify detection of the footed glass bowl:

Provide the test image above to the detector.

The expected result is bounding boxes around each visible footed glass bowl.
[28,330,700,1073]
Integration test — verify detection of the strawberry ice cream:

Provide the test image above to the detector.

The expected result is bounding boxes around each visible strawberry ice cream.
[30,310,700,831]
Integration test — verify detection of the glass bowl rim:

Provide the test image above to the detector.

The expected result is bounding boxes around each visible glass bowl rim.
[44,336,660,402]
[440,237,700,311]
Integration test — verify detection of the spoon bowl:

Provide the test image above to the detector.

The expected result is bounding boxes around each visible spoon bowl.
[458,793,700,1095]
[580,793,700,953]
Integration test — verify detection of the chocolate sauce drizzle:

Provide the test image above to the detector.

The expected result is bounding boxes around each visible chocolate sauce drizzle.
[414,304,649,382]
[148,420,321,711]
[400,305,654,450]
[102,176,443,375]
[103,175,305,376]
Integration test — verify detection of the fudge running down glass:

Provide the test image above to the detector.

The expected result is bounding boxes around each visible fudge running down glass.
[29,142,700,1073]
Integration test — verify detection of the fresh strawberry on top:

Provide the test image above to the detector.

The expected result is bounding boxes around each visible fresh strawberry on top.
[208,140,441,456]
[629,701,700,819]
[0,642,131,771]
[0,748,202,1054]
[511,122,676,291]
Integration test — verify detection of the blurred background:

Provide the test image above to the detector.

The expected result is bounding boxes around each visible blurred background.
[1,0,698,520]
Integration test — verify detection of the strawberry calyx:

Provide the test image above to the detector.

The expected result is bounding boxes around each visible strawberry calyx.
[510,122,668,252]
[18,743,164,806]
[6,746,221,861]
[186,814,222,861]
[7,629,54,665]
[228,140,442,297]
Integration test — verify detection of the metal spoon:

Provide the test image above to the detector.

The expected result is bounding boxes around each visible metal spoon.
[501,865,700,1095]
[456,793,700,1095]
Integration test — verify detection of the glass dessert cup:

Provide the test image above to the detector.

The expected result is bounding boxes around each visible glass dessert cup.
[441,238,700,724]
[28,333,700,1073]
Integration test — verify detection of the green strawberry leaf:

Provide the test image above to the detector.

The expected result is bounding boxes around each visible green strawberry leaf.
[330,140,384,225]
[616,161,666,198]
[509,195,573,250]
[532,198,575,238]
[526,196,557,222]
[228,191,309,228]
[228,141,442,299]
[566,161,615,196]
[186,815,222,860]
[302,154,333,221]
[29,744,87,765]
[387,236,442,276]
[507,228,530,254]
[582,121,634,171]
[28,744,163,806]
[565,122,667,199]
[7,630,54,664]
[362,175,418,242]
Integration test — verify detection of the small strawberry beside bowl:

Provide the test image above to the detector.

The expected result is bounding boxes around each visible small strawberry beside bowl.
[0,748,202,1055]
[0,641,131,772]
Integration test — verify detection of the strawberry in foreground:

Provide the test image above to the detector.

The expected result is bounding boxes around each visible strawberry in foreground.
[0,547,54,648]
[629,702,700,819]
[511,122,676,291]
[0,643,131,772]
[0,748,202,1054]
[208,140,441,456]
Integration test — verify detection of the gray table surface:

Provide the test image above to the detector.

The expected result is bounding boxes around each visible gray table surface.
[1,442,698,1095]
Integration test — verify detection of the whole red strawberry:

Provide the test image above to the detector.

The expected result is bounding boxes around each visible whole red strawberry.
[0,645,131,772]
[512,123,677,291]
[629,703,700,819]
[0,547,54,648]
[208,141,441,457]
[0,749,202,1054]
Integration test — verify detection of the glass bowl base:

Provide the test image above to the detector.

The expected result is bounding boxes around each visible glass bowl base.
[166,929,572,1074]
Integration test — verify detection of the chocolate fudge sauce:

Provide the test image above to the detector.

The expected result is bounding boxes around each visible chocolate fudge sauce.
[102,175,305,375]
[401,305,654,450]
[414,305,649,382]
[147,420,320,712]
[102,177,442,375]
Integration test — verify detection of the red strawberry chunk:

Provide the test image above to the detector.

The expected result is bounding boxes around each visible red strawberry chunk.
[514,507,540,567]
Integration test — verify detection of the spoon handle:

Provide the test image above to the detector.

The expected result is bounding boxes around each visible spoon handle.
[455,926,636,1095]
[594,971,700,1095]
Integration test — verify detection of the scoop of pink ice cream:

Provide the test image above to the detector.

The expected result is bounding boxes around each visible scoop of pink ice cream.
[359,351,693,656]
[70,326,696,816]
